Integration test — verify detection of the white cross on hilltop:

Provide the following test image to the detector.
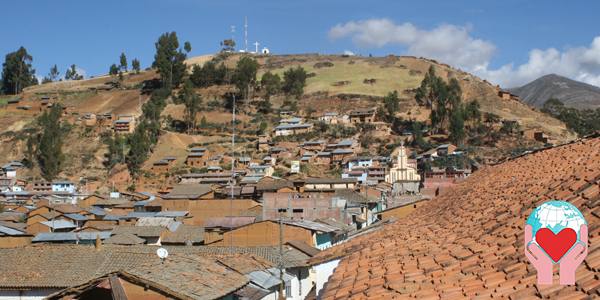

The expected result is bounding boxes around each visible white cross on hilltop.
[254,42,260,54]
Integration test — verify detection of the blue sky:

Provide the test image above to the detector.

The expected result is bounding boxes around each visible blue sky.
[3,0,600,87]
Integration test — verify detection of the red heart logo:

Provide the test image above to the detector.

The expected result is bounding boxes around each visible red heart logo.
[535,228,577,262]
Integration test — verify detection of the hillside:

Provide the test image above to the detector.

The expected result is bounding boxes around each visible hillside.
[247,54,574,141]
[313,135,600,299]
[510,74,600,109]
[0,53,578,190]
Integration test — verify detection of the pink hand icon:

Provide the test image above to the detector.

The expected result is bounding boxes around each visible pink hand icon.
[559,224,588,285]
[524,224,553,284]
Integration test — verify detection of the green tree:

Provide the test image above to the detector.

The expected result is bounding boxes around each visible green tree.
[257,99,272,114]
[190,60,229,87]
[383,90,400,121]
[152,32,187,89]
[282,66,307,99]
[415,66,463,133]
[184,41,192,53]
[24,134,37,169]
[119,52,128,71]
[126,124,150,177]
[64,64,83,80]
[1,47,37,94]
[220,39,236,52]
[449,106,466,145]
[42,64,60,83]
[178,79,202,132]
[109,64,119,76]
[261,71,281,100]
[131,59,141,74]
[37,105,65,180]
[464,100,482,124]
[232,56,259,99]
[104,133,126,170]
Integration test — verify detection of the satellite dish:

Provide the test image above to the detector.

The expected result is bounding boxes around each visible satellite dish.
[156,248,169,260]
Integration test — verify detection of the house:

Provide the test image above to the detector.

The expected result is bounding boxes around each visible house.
[150,159,170,174]
[300,140,326,154]
[185,147,208,167]
[331,149,354,163]
[274,123,313,136]
[377,198,429,221]
[262,155,276,165]
[237,156,252,166]
[213,219,341,250]
[160,184,214,200]
[179,172,234,184]
[318,112,339,124]
[280,117,303,125]
[436,144,458,156]
[348,108,376,123]
[31,231,112,244]
[248,164,274,177]
[47,254,250,300]
[257,135,272,151]
[262,192,349,224]
[302,178,357,192]
[113,115,136,133]
[0,223,31,248]
[385,144,421,194]
[32,181,52,193]
[314,152,331,165]
[345,156,373,170]
[269,146,290,159]
[498,89,520,101]
[203,216,256,244]
[110,225,165,245]
[51,181,76,194]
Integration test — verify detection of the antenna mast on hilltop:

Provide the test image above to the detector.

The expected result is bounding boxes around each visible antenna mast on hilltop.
[244,17,248,52]
[244,16,248,52]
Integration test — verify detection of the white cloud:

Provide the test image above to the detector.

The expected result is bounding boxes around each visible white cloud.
[480,38,600,87]
[329,18,600,88]
[343,50,355,56]
[329,19,495,72]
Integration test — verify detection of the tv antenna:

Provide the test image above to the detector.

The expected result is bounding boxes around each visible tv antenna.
[156,248,169,263]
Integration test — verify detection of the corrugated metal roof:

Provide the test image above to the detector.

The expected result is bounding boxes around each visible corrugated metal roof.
[86,206,107,216]
[40,220,76,230]
[156,211,189,218]
[63,213,88,221]
[283,219,340,233]
[126,212,158,219]
[32,231,112,242]
[248,268,294,290]
[0,225,25,236]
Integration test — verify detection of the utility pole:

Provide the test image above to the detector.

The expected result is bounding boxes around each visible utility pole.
[278,208,285,300]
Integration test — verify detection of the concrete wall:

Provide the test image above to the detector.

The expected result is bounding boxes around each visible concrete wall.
[0,289,60,300]
[215,221,314,247]
[0,236,32,248]
[315,259,341,299]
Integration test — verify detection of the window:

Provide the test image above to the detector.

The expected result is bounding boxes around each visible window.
[285,284,292,298]
[292,208,303,213]
[278,208,287,213]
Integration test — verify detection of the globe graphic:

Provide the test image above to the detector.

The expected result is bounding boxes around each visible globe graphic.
[526,200,587,244]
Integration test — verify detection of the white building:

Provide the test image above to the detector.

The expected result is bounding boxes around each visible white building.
[385,144,421,194]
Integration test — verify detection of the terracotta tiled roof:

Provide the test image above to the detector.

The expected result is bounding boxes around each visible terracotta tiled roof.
[313,137,600,299]
[46,254,249,300]
[161,224,204,245]
[0,244,284,290]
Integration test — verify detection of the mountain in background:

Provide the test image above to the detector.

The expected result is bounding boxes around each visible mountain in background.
[509,74,600,109]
